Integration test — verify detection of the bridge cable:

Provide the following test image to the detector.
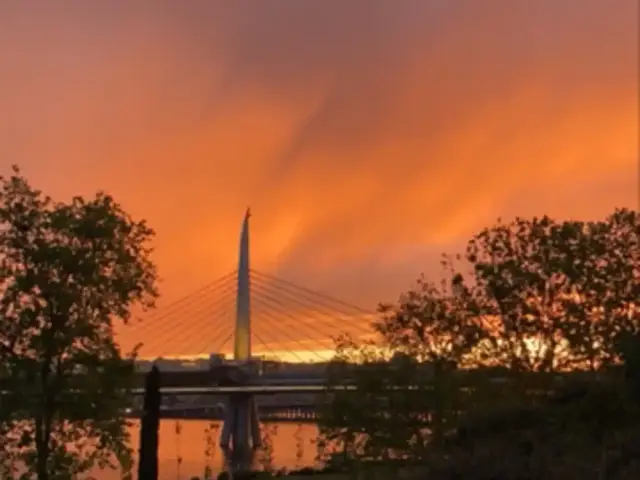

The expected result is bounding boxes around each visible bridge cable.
[127,268,370,347]
[250,277,364,321]
[123,272,235,333]
[125,282,237,349]
[252,322,316,363]
[251,329,306,364]
[208,329,235,358]
[251,269,373,315]
[136,291,237,357]
[125,271,237,335]
[252,286,368,341]
[142,310,232,358]
[251,274,374,332]
[155,306,235,358]
[141,269,236,318]
[251,274,363,319]
[252,296,337,352]
[186,312,236,357]
[254,314,331,362]
[130,307,233,358]
[190,323,235,358]
[251,280,372,337]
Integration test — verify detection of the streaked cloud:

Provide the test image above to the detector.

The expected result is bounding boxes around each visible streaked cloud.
[1,1,637,353]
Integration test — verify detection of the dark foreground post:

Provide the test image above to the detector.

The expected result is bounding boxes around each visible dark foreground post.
[138,365,161,480]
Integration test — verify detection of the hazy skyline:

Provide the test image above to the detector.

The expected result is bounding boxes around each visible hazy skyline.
[1,0,638,319]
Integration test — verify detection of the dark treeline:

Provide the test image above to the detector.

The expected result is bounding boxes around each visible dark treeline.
[317,208,640,480]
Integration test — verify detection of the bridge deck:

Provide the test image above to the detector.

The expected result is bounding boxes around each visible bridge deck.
[4,368,619,395]
[133,367,329,389]
[135,370,216,388]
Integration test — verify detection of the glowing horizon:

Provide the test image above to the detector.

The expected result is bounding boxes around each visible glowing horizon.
[138,350,338,364]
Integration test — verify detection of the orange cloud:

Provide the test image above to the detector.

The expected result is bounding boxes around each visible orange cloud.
[0,1,637,355]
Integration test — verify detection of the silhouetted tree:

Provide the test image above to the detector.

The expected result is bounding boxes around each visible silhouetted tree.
[321,208,640,478]
[465,210,639,372]
[375,257,487,367]
[560,209,640,370]
[466,215,577,372]
[318,335,433,469]
[318,262,485,467]
[0,166,158,480]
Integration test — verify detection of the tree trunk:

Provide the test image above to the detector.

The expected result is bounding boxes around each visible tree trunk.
[35,416,50,480]
[138,365,161,480]
[36,359,53,480]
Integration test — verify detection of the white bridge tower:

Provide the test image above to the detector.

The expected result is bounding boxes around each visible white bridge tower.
[219,209,261,465]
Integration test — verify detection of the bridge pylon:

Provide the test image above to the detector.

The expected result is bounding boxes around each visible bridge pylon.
[219,209,262,467]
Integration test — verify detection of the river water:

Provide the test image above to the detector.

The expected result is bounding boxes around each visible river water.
[96,420,320,479]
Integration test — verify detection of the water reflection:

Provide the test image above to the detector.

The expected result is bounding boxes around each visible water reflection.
[94,420,320,480]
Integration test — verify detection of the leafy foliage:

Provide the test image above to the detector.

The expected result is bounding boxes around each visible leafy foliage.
[319,207,640,478]
[375,257,487,367]
[321,338,428,460]
[465,210,639,371]
[318,264,483,466]
[0,166,158,479]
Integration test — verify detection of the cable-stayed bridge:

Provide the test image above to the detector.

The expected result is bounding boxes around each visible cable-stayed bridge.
[125,210,378,459]
[121,267,376,418]
[120,268,375,364]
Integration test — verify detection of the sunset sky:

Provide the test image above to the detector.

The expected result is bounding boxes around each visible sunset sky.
[1,1,638,357]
